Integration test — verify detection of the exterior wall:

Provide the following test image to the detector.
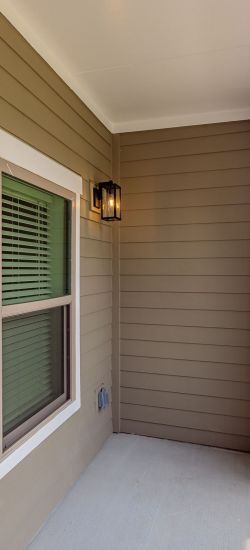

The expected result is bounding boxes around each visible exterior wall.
[1,11,250,548]
[0,15,113,549]
[120,120,250,452]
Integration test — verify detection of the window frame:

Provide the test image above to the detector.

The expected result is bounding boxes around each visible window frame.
[0,130,81,479]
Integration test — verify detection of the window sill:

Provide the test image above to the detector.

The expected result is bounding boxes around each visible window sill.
[0,397,81,479]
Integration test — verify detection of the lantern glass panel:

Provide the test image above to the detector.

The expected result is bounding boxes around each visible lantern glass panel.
[101,186,115,219]
[115,187,121,219]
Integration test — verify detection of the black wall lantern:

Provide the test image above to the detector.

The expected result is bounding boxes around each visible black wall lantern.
[91,180,121,221]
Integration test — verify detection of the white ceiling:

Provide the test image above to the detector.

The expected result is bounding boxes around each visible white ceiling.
[1,0,250,132]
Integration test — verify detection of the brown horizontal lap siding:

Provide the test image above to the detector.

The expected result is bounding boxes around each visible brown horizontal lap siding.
[121,291,250,311]
[0,18,111,180]
[120,120,250,451]
[0,15,113,550]
[0,16,110,144]
[122,168,250,194]
[120,120,250,145]
[121,150,250,178]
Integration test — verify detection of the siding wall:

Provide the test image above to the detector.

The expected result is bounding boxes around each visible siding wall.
[0,15,113,550]
[120,120,250,452]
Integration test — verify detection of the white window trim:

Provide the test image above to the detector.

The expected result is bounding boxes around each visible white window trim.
[0,129,82,479]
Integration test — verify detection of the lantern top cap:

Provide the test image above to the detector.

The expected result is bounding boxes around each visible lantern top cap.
[99,180,121,190]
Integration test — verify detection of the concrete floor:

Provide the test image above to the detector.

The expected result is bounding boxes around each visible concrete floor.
[28,434,250,550]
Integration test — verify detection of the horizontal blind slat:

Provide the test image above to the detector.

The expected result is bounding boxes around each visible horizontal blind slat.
[2,226,49,237]
[4,354,51,374]
[3,287,51,295]
[3,245,50,253]
[3,391,55,428]
[3,348,50,368]
[3,315,50,335]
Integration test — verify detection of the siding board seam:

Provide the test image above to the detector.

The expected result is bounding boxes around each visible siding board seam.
[120,256,250,259]
[121,374,250,384]
[121,322,250,331]
[80,255,112,260]
[121,338,250,349]
[120,239,250,243]
[81,291,112,297]
[123,184,250,196]
[121,354,250,366]
[120,125,250,146]
[122,202,250,212]
[121,164,250,179]
[120,401,250,419]
[81,306,112,317]
[121,145,250,163]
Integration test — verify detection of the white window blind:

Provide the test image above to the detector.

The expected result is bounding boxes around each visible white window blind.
[2,174,68,305]
[2,184,52,304]
[2,309,64,437]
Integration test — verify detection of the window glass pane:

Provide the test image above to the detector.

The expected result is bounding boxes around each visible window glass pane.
[2,307,67,438]
[2,174,71,305]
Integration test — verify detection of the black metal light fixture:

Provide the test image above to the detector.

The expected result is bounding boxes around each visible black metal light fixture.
[92,180,121,221]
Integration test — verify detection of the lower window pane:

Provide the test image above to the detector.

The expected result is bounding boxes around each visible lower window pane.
[2,307,67,440]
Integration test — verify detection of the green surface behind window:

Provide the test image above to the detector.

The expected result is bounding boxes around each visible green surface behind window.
[2,174,71,305]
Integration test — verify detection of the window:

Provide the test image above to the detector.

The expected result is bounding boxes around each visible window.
[1,171,73,449]
[0,134,81,478]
